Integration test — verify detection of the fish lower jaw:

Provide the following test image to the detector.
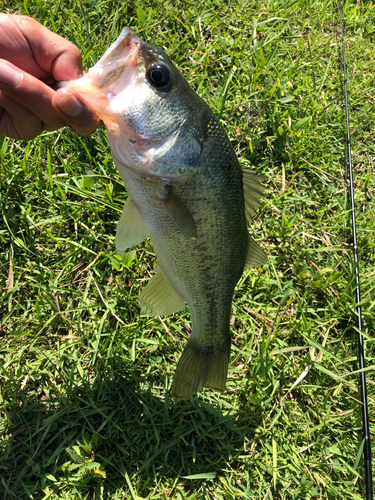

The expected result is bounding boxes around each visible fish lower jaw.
[110,136,187,180]
[110,144,158,179]
[107,123,181,172]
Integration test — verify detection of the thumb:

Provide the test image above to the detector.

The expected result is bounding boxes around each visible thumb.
[53,88,100,136]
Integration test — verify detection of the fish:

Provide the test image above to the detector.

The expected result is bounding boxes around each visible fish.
[64,28,267,399]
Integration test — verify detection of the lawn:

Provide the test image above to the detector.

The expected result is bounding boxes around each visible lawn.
[0,0,374,498]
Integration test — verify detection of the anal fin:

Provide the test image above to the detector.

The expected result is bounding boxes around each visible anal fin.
[116,197,149,250]
[139,266,185,316]
[171,341,230,399]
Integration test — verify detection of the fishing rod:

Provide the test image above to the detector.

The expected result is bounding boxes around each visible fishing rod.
[338,2,373,498]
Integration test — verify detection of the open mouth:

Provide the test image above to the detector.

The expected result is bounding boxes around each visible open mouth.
[88,29,141,90]
[61,29,141,96]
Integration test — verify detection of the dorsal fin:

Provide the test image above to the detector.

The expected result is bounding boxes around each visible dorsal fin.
[242,169,266,223]
[245,235,267,269]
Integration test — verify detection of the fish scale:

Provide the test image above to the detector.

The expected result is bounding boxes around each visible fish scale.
[65,27,266,398]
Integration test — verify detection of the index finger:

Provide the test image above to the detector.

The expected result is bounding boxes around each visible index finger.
[0,14,83,82]
[0,59,65,131]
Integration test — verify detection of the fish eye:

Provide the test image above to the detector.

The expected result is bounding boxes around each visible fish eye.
[147,64,172,89]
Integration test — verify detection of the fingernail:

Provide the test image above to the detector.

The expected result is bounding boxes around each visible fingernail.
[0,62,21,87]
[56,92,83,117]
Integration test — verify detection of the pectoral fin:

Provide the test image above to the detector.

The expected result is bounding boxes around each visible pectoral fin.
[242,169,266,223]
[116,197,149,250]
[140,266,186,316]
[160,186,198,245]
[245,235,267,269]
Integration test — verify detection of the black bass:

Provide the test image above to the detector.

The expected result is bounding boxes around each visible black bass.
[65,28,266,398]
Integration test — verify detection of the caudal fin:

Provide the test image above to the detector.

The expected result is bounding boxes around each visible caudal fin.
[171,341,230,399]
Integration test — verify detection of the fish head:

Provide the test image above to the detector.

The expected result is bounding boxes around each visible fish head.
[66,28,204,179]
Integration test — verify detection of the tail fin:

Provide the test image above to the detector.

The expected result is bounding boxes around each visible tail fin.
[171,341,230,399]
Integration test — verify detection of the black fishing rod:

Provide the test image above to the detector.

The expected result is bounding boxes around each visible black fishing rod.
[338,2,373,498]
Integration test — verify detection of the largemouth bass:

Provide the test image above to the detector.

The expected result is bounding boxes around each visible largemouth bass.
[65,28,266,399]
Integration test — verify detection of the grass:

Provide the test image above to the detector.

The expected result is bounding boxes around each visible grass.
[0,0,374,498]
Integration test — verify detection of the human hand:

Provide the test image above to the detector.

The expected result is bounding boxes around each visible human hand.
[0,14,100,140]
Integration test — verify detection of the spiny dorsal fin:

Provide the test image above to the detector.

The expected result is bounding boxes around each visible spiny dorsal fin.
[139,266,186,316]
[115,197,149,250]
[242,169,266,223]
[242,169,266,183]
[245,235,267,269]
[160,185,198,245]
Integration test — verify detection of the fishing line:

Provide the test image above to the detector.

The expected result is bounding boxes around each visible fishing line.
[338,2,373,498]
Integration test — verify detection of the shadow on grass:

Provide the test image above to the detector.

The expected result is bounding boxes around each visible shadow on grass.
[1,361,262,499]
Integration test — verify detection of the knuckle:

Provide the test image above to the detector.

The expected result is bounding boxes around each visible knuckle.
[70,123,97,136]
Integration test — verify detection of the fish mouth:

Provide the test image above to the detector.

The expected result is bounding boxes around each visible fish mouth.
[88,28,141,90]
[64,29,190,181]
[62,28,141,113]
[111,126,179,176]
[110,121,196,182]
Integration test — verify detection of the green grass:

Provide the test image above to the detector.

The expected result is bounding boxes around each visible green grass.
[1,0,374,498]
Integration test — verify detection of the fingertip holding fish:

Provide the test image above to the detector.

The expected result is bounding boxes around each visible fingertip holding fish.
[56,91,83,118]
